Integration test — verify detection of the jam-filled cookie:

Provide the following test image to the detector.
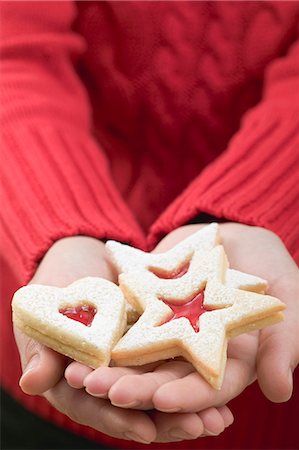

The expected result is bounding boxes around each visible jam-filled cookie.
[106,225,285,389]
[12,277,126,368]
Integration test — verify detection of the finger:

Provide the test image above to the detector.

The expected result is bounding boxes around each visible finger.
[153,405,234,442]
[257,322,298,402]
[45,379,156,444]
[14,327,65,395]
[153,356,255,413]
[257,280,299,403]
[64,361,93,389]
[152,410,204,443]
[199,405,233,436]
[83,366,143,398]
[108,360,194,409]
[215,405,234,429]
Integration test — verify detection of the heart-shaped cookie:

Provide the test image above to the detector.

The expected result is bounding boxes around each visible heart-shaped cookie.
[12,277,126,368]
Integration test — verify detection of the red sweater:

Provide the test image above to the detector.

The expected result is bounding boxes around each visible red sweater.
[1,1,299,449]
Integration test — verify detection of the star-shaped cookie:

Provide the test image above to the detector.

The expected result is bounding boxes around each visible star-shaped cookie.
[106,223,268,297]
[106,226,285,389]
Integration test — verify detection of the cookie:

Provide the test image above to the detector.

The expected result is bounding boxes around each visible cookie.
[106,227,285,389]
[106,223,268,295]
[106,223,220,277]
[12,277,126,368]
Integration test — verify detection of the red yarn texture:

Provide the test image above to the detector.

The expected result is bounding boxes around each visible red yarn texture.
[1,2,299,449]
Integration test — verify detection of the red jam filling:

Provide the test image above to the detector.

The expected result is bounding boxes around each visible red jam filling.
[149,261,190,279]
[59,304,97,327]
[160,291,210,332]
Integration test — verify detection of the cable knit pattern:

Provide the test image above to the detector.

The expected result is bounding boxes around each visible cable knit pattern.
[1,2,299,449]
[76,1,299,232]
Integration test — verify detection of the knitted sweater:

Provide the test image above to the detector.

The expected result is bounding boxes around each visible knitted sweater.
[1,1,299,449]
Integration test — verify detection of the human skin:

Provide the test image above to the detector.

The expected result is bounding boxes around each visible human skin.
[14,235,234,444]
[71,224,299,416]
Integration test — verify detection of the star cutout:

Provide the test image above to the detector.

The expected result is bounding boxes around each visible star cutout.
[160,290,208,332]
[111,245,285,389]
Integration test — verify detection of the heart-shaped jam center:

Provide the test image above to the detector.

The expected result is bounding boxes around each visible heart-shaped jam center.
[59,304,97,327]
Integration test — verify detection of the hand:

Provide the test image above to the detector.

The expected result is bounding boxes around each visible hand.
[14,234,233,443]
[80,223,298,417]
[14,236,116,395]
[66,361,234,440]
[14,236,158,443]
[149,223,299,413]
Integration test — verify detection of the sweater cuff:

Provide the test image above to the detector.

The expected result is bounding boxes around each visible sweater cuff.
[1,124,145,283]
[149,108,299,261]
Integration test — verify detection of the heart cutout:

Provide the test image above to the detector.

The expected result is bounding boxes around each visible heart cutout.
[59,304,97,327]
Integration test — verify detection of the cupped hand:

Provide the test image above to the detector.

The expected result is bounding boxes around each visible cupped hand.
[66,361,234,439]
[153,223,298,412]
[14,236,116,395]
[13,236,157,443]
[14,234,233,443]
[150,223,298,411]
[80,223,298,416]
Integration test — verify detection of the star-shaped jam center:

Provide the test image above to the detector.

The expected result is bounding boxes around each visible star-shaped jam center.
[159,290,213,332]
[149,261,190,279]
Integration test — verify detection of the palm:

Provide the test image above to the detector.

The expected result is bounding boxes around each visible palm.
[14,237,157,443]
[82,222,298,415]
[148,223,298,410]
[16,234,234,442]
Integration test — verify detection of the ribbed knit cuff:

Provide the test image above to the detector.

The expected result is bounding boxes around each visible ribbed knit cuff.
[1,123,145,283]
[149,108,299,262]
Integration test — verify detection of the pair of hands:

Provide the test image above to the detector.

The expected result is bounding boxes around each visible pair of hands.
[14,223,299,444]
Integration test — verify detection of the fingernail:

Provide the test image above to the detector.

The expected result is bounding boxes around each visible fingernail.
[204,429,219,436]
[85,387,107,398]
[169,428,197,440]
[124,432,151,444]
[19,354,40,387]
[23,354,40,375]
[157,407,182,413]
[111,400,141,408]
[67,383,83,390]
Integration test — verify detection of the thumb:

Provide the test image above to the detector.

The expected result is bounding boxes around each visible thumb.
[14,326,66,395]
[257,320,298,403]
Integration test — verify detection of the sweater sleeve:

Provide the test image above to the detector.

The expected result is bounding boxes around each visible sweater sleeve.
[0,1,145,283]
[149,29,299,262]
